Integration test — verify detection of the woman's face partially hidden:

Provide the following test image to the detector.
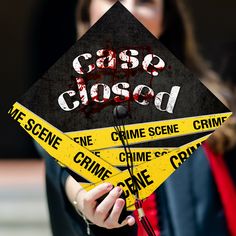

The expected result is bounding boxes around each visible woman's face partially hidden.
[89,0,164,37]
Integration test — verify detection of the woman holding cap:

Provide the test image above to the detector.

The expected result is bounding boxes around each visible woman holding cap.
[40,0,236,235]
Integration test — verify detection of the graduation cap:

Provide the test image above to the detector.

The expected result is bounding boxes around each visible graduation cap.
[9,2,231,211]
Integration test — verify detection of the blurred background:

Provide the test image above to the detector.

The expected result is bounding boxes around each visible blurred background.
[0,0,235,235]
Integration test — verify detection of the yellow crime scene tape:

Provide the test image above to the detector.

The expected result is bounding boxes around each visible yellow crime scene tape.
[66,113,231,150]
[80,134,210,209]
[8,102,121,183]
[83,147,173,210]
[8,102,232,208]
[93,148,174,167]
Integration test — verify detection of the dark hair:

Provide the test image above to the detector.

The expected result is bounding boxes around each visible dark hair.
[160,0,210,76]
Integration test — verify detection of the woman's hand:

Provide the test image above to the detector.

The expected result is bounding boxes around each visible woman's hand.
[65,175,135,229]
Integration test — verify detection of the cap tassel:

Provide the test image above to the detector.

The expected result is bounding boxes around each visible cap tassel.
[135,199,156,236]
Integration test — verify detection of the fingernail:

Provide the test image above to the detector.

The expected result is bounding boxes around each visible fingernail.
[106,183,113,190]
[126,215,135,225]
[117,199,125,208]
[116,187,122,194]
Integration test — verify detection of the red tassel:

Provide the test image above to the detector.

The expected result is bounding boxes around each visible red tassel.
[135,199,156,236]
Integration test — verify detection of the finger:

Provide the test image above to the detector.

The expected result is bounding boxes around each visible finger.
[118,215,135,227]
[104,198,126,229]
[95,187,123,220]
[84,183,113,204]
[126,215,136,226]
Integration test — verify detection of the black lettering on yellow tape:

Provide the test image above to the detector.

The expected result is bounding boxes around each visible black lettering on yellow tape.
[8,103,120,183]
[9,102,232,209]
[96,148,174,166]
[192,116,227,130]
[81,135,210,207]
[67,113,231,150]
